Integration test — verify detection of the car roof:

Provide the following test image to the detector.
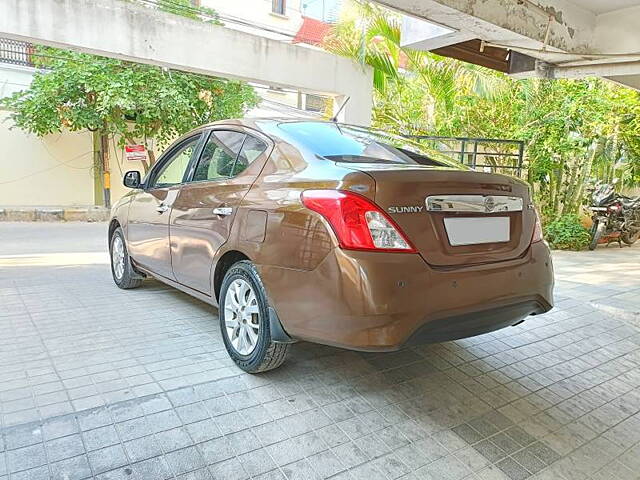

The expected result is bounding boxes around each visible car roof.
[200,117,329,133]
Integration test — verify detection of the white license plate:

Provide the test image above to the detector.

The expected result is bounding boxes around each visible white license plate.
[589,207,608,211]
[444,217,510,246]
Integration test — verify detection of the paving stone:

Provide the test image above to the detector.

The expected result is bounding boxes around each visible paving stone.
[199,437,235,465]
[124,435,163,463]
[2,226,640,480]
[209,457,249,480]
[88,444,129,474]
[164,446,205,476]
[184,418,222,444]
[83,425,120,451]
[237,447,277,477]
[50,454,93,480]
[3,424,43,450]
[46,433,86,462]
[6,443,47,473]
[130,457,173,480]
[452,424,484,444]
[281,458,321,480]
[42,415,80,440]
[176,402,210,424]
[473,439,508,464]
[496,457,531,480]
[155,427,193,453]
[116,416,152,442]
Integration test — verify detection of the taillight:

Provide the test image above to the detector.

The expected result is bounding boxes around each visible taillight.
[608,204,622,213]
[532,209,543,243]
[301,190,416,252]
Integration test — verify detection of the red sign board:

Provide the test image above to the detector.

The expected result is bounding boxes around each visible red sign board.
[125,145,148,162]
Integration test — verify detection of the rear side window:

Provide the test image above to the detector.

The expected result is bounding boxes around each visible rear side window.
[234,136,268,176]
[276,121,459,167]
[192,131,246,182]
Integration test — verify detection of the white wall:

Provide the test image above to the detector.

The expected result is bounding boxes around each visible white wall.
[0,64,34,98]
[202,0,304,40]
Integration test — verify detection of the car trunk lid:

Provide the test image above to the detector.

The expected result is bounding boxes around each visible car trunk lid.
[347,164,535,267]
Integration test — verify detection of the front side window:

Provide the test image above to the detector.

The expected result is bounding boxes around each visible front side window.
[192,131,246,182]
[152,137,199,188]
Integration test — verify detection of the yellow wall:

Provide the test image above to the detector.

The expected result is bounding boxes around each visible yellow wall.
[0,110,95,206]
[0,111,150,207]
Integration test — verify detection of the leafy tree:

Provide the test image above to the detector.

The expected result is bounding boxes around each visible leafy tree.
[1,43,258,207]
[324,1,640,223]
[153,0,220,23]
[1,47,259,171]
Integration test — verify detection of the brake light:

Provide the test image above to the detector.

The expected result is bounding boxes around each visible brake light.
[301,190,416,252]
[608,204,622,213]
[532,209,543,243]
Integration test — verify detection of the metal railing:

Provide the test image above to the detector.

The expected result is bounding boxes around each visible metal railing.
[409,135,526,177]
[0,38,36,67]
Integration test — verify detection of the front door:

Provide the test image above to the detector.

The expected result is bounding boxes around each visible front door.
[126,135,201,279]
[170,130,269,294]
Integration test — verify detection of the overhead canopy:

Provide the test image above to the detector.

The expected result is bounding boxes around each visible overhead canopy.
[0,0,373,125]
[375,0,640,90]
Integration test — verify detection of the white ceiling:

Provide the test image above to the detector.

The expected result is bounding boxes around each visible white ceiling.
[565,0,639,15]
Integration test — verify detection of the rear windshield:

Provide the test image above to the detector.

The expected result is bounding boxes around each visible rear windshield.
[276,121,460,168]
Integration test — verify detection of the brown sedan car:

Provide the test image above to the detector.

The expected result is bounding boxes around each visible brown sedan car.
[109,119,553,372]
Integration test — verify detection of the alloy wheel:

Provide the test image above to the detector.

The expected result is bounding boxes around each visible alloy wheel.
[112,235,125,280]
[224,278,261,355]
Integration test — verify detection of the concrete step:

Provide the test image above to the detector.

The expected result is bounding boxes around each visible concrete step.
[0,206,110,222]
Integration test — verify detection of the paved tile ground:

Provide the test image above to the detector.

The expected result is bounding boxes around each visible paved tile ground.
[0,222,639,480]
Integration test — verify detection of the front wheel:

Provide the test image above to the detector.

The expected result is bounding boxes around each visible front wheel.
[589,221,603,251]
[219,261,289,373]
[110,227,143,289]
[622,230,640,245]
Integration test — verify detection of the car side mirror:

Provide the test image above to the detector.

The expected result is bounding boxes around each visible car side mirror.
[123,170,142,189]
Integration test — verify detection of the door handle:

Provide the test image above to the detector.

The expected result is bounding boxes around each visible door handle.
[156,204,169,214]
[213,207,233,217]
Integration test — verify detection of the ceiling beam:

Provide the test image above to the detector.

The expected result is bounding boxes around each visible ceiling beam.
[0,0,373,124]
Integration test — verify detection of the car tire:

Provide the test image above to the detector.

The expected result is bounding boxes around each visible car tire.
[219,260,289,373]
[110,227,143,289]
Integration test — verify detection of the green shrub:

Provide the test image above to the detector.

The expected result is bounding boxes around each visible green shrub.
[544,214,591,250]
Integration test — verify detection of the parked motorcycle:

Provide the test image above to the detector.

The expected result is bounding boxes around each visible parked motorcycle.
[588,182,640,250]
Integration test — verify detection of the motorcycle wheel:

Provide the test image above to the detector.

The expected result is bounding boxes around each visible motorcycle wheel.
[621,230,640,245]
[589,221,603,250]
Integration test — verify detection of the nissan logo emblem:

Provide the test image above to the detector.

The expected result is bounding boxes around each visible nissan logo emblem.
[484,196,496,213]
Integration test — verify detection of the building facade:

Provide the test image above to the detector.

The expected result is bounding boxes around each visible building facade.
[0,0,341,209]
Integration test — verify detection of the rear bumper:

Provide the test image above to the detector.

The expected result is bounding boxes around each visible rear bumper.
[404,298,551,347]
[258,241,554,352]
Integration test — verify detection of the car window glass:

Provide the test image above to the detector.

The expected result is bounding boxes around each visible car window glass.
[153,137,199,188]
[192,131,246,182]
[234,136,268,176]
[273,121,461,168]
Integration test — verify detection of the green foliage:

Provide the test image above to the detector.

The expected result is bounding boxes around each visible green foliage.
[325,1,640,221]
[153,0,220,24]
[1,47,259,162]
[543,214,591,250]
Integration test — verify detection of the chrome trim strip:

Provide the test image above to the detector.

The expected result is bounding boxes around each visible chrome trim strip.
[426,195,523,214]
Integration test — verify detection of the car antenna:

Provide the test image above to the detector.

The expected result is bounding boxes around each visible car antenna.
[330,96,350,123]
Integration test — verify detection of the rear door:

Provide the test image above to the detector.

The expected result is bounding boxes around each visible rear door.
[126,134,202,279]
[170,129,270,294]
